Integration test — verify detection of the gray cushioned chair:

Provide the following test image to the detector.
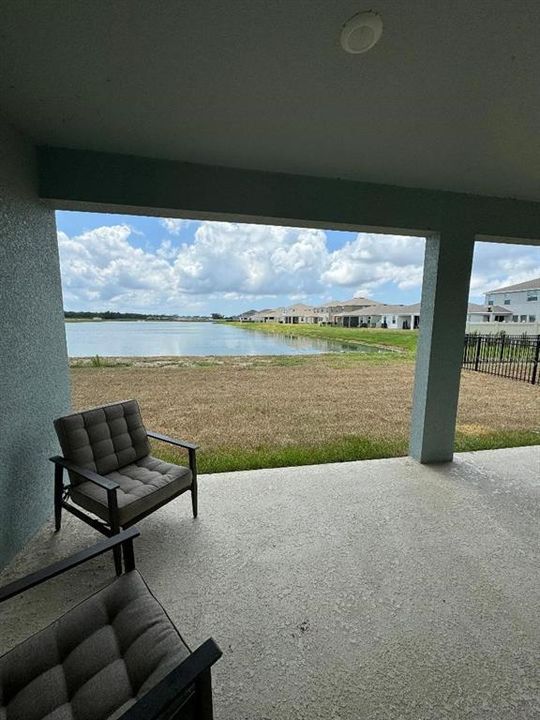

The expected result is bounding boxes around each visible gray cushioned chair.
[0,528,222,719]
[51,400,199,574]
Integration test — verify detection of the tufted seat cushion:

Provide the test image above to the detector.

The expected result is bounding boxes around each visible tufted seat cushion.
[0,571,190,720]
[70,456,192,526]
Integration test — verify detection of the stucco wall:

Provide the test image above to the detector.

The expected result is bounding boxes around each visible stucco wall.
[0,116,70,568]
[465,322,540,336]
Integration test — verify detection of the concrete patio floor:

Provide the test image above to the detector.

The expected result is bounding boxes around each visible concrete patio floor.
[1,446,539,719]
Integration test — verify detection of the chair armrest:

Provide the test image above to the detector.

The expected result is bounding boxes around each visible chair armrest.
[146,431,199,451]
[0,528,140,603]
[50,455,120,491]
[118,638,222,720]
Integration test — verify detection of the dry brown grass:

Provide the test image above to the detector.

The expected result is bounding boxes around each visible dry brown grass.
[457,370,540,434]
[71,356,540,455]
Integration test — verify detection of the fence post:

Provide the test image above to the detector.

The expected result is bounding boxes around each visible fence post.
[531,335,540,385]
[499,334,506,362]
[474,335,482,371]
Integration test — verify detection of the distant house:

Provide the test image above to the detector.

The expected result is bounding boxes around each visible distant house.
[237,278,540,334]
[466,303,512,324]
[283,304,318,324]
[251,308,286,323]
[239,296,383,326]
[237,310,258,322]
[483,278,539,324]
[314,296,380,324]
[461,278,540,333]
[334,303,421,330]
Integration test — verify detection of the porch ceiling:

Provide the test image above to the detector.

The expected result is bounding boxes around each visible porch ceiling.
[2,447,539,719]
[1,1,539,202]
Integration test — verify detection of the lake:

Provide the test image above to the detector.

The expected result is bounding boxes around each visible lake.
[65,321,381,357]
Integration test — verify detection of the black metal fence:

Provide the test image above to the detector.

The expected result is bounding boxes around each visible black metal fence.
[463,333,540,384]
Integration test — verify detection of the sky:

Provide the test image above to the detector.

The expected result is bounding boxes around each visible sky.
[56,211,540,316]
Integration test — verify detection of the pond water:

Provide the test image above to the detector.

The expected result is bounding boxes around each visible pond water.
[65,321,382,357]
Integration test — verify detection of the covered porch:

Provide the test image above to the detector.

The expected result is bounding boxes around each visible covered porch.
[1,2,540,568]
[2,446,538,719]
[1,4,540,715]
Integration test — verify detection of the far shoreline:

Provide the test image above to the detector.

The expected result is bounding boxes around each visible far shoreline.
[65,318,214,323]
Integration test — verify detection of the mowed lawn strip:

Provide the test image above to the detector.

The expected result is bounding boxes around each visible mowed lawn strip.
[227,322,418,354]
[70,354,540,473]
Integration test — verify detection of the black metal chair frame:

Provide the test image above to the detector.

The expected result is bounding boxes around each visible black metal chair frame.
[51,431,199,574]
[0,528,222,720]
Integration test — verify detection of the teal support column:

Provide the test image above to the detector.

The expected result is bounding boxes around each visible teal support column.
[409,231,475,463]
[0,118,70,567]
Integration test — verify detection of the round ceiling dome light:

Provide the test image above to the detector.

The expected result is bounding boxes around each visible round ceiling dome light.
[340,11,383,54]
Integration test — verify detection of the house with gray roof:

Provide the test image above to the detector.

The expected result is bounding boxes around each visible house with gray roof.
[466,303,512,324]
[239,277,540,333]
[483,277,539,325]
[333,303,422,329]
[236,309,259,322]
[333,301,523,332]
[282,304,320,324]
[313,296,380,324]
[250,307,286,323]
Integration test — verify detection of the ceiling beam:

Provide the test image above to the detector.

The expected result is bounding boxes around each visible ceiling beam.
[37,147,540,242]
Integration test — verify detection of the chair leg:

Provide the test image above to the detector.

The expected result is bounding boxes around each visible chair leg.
[54,464,63,532]
[194,669,214,719]
[189,448,198,518]
[108,489,122,575]
[112,544,123,576]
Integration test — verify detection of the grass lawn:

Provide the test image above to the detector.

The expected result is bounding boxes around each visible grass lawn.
[227,321,419,354]
[70,352,539,473]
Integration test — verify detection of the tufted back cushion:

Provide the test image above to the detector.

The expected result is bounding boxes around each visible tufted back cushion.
[54,400,150,479]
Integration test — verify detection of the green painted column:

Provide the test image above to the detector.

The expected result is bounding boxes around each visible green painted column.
[409,231,475,463]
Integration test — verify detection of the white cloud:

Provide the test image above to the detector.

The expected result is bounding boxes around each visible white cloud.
[159,218,188,235]
[171,222,329,296]
[57,221,344,311]
[322,235,425,294]
[470,242,540,300]
[57,219,540,313]
[58,225,177,311]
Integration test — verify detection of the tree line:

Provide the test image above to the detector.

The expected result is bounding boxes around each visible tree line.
[64,311,179,320]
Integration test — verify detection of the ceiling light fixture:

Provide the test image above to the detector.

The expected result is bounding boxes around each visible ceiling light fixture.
[340,10,383,54]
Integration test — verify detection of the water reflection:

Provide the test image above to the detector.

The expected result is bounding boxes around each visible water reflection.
[65,321,382,357]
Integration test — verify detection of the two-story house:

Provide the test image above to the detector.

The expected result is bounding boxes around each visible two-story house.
[484,278,539,324]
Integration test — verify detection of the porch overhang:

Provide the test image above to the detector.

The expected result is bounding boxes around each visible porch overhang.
[37,146,540,241]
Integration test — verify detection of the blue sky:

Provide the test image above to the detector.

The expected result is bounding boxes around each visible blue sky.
[56,211,540,316]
